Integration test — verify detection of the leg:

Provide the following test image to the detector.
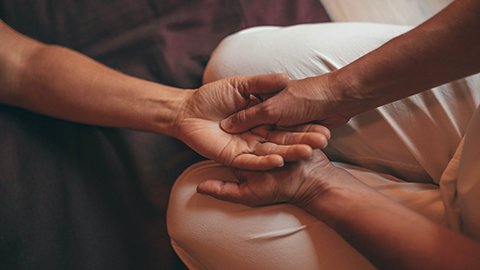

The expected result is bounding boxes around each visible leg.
[204,23,480,183]
[167,22,476,268]
[167,161,443,270]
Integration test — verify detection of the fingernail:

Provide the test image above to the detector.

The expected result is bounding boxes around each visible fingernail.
[277,162,284,167]
[220,119,232,132]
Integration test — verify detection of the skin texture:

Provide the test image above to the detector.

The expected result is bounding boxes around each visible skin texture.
[221,0,480,132]
[176,75,331,169]
[197,149,337,207]
[0,21,330,170]
[199,0,480,269]
[221,75,349,130]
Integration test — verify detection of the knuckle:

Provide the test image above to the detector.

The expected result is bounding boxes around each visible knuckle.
[234,76,251,98]
[226,112,242,127]
[259,102,279,121]
[232,110,248,125]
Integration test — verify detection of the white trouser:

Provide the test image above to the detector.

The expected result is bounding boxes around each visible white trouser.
[167,23,480,269]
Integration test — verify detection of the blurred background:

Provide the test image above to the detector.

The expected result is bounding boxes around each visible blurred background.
[0,1,329,269]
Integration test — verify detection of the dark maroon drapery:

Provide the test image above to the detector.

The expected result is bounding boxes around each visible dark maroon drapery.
[0,1,329,269]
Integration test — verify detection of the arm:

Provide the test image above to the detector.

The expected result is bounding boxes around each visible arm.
[0,21,330,169]
[331,0,480,119]
[305,171,480,270]
[221,0,480,131]
[0,20,183,136]
[197,150,480,269]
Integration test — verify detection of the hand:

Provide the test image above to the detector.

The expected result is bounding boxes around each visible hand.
[220,74,351,133]
[175,74,331,170]
[196,150,353,207]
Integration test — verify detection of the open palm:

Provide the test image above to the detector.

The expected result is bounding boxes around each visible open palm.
[176,74,330,170]
[197,150,337,206]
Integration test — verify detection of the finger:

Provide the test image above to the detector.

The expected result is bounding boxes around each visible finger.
[230,153,284,170]
[221,74,288,133]
[252,125,330,149]
[197,180,252,205]
[254,142,313,161]
[277,124,331,139]
[221,100,280,133]
[197,180,265,206]
[228,73,289,98]
[267,132,329,149]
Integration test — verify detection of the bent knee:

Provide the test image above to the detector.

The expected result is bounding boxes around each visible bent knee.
[167,161,373,270]
[203,23,411,83]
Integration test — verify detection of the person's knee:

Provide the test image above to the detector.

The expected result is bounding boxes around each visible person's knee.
[203,23,411,84]
[167,161,239,258]
[166,161,252,269]
[166,161,213,248]
[167,162,374,270]
[203,26,281,83]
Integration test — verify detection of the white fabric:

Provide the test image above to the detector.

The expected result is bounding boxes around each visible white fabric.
[204,23,480,183]
[168,161,444,270]
[168,23,480,269]
[458,107,480,240]
[319,0,453,25]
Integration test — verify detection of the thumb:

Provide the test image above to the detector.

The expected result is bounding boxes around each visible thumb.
[197,180,255,205]
[220,100,279,133]
[221,73,288,133]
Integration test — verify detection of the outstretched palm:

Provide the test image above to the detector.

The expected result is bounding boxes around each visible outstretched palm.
[197,150,338,207]
[176,74,330,170]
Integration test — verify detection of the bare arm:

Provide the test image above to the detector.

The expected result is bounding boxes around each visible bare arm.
[331,0,480,119]
[221,0,480,131]
[305,168,480,270]
[0,20,182,136]
[0,21,330,169]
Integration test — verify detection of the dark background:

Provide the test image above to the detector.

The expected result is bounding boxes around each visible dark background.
[0,1,329,269]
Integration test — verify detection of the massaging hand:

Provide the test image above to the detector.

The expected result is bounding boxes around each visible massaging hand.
[220,74,351,133]
[196,149,358,207]
[175,74,331,170]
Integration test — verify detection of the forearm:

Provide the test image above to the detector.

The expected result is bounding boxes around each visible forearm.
[304,169,480,269]
[326,0,480,117]
[0,21,188,136]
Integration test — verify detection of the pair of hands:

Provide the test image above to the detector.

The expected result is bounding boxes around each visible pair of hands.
[175,73,354,208]
[175,73,333,170]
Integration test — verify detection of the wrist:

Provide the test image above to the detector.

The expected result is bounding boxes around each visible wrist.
[327,56,413,117]
[0,22,44,106]
[305,71,366,125]
[149,86,193,137]
[300,166,376,226]
[292,163,346,210]
[323,70,367,119]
